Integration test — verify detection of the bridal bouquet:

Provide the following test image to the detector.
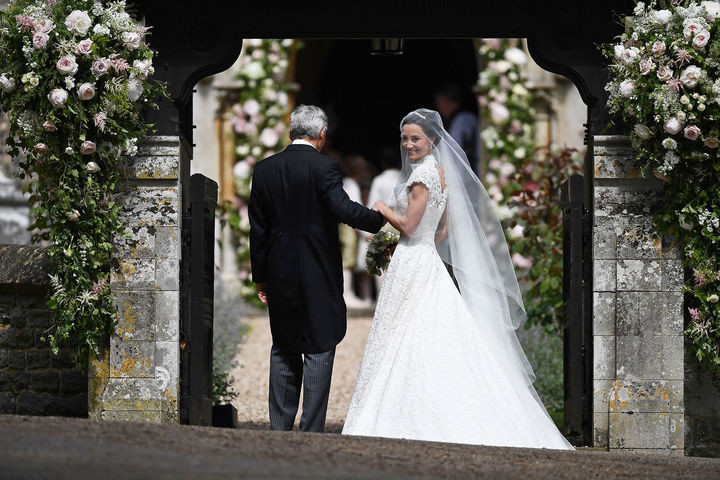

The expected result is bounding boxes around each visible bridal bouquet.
[365,227,400,276]
[602,0,720,375]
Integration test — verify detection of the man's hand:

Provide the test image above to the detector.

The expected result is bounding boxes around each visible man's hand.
[257,282,268,305]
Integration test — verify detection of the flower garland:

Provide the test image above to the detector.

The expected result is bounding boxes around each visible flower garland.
[478,39,582,333]
[0,0,165,365]
[218,39,296,307]
[602,0,720,374]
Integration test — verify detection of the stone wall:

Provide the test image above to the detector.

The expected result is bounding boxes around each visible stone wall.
[88,136,187,423]
[591,135,685,455]
[0,245,87,417]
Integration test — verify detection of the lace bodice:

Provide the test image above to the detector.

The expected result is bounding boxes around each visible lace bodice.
[396,155,447,245]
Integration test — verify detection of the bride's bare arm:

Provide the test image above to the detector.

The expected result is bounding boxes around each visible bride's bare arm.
[374,184,428,236]
[435,207,448,243]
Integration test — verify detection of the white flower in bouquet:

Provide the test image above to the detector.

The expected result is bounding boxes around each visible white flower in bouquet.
[65,146,74,155]
[75,38,93,55]
[656,65,674,82]
[133,59,154,79]
[621,46,640,64]
[634,124,652,139]
[684,124,702,140]
[32,31,49,49]
[233,160,251,179]
[43,120,57,132]
[613,44,625,59]
[651,41,666,56]
[704,137,719,148]
[681,94,690,104]
[21,72,39,88]
[639,57,656,75]
[259,127,280,147]
[121,31,142,50]
[678,111,687,121]
[86,161,100,173]
[251,146,262,157]
[48,88,68,108]
[652,9,673,24]
[709,293,720,303]
[693,29,711,49]
[65,10,92,36]
[91,58,111,77]
[56,55,78,75]
[34,19,54,33]
[80,140,96,155]
[236,144,250,156]
[504,47,527,65]
[661,151,680,173]
[0,73,16,92]
[702,1,720,21]
[93,24,110,36]
[244,61,265,80]
[127,76,144,102]
[65,75,75,89]
[662,138,677,150]
[489,102,510,123]
[698,103,706,111]
[619,79,635,97]
[664,116,684,135]
[634,2,645,14]
[124,138,138,156]
[77,82,96,100]
[680,65,702,88]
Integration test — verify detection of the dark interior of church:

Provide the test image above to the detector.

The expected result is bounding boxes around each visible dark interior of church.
[294,39,478,168]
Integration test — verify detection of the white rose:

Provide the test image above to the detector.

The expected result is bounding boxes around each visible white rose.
[708,294,720,303]
[132,59,154,79]
[663,117,684,135]
[621,47,640,64]
[77,83,96,100]
[93,24,110,36]
[702,1,720,22]
[0,74,15,92]
[613,44,625,59]
[86,161,100,173]
[680,65,702,88]
[48,88,69,108]
[233,160,251,178]
[683,18,705,39]
[236,144,250,156]
[259,127,280,147]
[76,38,93,55]
[693,30,711,49]
[91,58,110,77]
[244,61,265,79]
[65,10,92,36]
[243,99,261,116]
[656,65,673,82]
[638,57,655,75]
[634,124,652,139]
[56,55,78,76]
[33,19,54,33]
[127,77,144,102]
[619,79,635,97]
[504,47,527,65]
[121,32,142,50]
[32,31,49,49]
[652,9,672,24]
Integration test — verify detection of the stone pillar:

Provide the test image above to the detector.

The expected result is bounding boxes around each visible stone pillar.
[89,136,187,423]
[591,135,685,455]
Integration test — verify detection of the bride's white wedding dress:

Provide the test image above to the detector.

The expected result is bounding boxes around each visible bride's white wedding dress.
[342,154,573,450]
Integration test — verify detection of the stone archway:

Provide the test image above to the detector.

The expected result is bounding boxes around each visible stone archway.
[88,0,701,456]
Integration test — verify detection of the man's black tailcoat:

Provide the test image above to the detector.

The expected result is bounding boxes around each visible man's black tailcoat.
[249,144,384,353]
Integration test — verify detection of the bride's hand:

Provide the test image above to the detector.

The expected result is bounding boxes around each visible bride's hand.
[372,201,388,217]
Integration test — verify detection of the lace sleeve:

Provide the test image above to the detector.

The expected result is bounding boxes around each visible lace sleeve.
[407,164,444,206]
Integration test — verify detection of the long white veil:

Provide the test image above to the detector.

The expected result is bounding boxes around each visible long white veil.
[395,108,538,391]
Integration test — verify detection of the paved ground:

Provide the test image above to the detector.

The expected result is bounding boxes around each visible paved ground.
[229,315,372,431]
[2,415,719,479]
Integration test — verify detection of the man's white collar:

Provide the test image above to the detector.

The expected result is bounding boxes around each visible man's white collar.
[292,139,315,149]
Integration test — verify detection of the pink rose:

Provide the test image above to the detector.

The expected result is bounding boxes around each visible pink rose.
[32,31,49,49]
[80,140,96,155]
[77,83,95,101]
[693,30,711,49]
[683,20,703,39]
[48,88,68,108]
[91,58,110,77]
[704,137,719,148]
[664,117,684,135]
[638,57,655,75]
[75,39,93,55]
[489,102,510,123]
[121,31,142,50]
[56,55,78,75]
[651,40,666,56]
[34,143,49,155]
[656,65,673,82]
[684,125,701,140]
[512,253,532,269]
[33,19,54,33]
[43,120,57,132]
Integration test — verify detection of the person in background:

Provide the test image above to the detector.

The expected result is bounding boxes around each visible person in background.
[358,147,401,296]
[434,83,480,174]
[340,154,373,309]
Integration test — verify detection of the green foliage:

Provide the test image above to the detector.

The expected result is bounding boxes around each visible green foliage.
[601,1,720,375]
[0,0,167,367]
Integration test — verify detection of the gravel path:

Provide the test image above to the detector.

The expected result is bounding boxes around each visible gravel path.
[229,315,372,431]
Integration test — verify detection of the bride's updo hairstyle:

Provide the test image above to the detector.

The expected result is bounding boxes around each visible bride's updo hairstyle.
[400,111,440,146]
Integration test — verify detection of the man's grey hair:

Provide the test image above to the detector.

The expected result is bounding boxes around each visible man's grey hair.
[289,105,328,140]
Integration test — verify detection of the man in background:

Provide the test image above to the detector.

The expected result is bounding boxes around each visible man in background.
[435,83,480,174]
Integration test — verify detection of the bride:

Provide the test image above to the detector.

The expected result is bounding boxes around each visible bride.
[341,109,573,450]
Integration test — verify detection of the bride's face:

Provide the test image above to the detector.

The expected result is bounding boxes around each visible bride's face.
[401,124,434,162]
